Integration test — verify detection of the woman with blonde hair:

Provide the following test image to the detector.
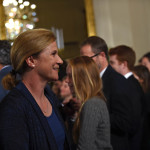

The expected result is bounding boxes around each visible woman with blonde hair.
[66,56,112,150]
[0,29,71,150]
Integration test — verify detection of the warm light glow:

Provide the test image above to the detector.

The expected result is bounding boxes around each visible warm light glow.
[9,12,14,17]
[12,7,17,12]
[3,0,39,40]
[19,4,24,9]
[31,4,36,9]
[26,24,34,29]
[23,1,30,6]
[8,0,14,4]
[3,1,9,6]
[13,1,18,6]
[18,0,23,3]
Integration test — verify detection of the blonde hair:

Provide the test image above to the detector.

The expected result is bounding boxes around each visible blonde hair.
[68,56,106,143]
[2,28,56,90]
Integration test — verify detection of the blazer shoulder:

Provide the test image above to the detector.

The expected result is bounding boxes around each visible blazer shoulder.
[104,65,126,81]
[83,97,107,114]
[0,88,29,113]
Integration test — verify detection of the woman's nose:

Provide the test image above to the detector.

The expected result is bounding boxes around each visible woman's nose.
[58,55,63,64]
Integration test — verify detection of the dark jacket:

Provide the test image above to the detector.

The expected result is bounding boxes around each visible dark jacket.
[127,75,144,150]
[0,82,72,150]
[102,65,132,150]
[0,65,12,102]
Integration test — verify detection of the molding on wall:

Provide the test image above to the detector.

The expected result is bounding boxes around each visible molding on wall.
[84,0,96,36]
[0,0,6,40]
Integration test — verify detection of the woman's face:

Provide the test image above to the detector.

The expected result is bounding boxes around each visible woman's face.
[141,57,150,72]
[34,41,63,81]
[60,79,71,98]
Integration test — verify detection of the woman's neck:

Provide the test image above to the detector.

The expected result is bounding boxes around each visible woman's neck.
[22,72,47,101]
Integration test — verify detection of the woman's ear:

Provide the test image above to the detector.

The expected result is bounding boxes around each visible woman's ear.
[25,56,35,68]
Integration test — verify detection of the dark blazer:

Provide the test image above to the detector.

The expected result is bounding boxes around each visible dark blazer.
[0,82,72,150]
[127,75,144,150]
[102,65,132,150]
[141,92,150,150]
[0,65,12,102]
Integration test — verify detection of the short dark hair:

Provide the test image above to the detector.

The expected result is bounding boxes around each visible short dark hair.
[80,36,109,60]
[0,40,11,65]
[142,52,150,61]
[109,45,136,70]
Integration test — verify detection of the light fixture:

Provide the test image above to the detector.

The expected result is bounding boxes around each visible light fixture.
[2,0,38,40]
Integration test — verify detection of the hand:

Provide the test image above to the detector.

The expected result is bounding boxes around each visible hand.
[61,97,81,118]
[69,97,81,111]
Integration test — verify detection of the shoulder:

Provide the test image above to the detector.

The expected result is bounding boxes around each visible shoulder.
[0,88,29,114]
[0,65,12,76]
[104,66,129,90]
[128,75,144,94]
[81,97,109,123]
[104,65,127,83]
[82,97,107,112]
[85,96,105,105]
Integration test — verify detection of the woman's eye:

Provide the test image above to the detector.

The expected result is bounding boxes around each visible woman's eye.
[52,52,57,56]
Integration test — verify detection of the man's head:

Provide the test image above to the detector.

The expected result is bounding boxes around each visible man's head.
[0,40,11,70]
[141,52,150,72]
[80,36,109,72]
[109,45,136,75]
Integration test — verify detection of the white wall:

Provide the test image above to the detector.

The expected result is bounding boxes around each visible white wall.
[93,0,150,63]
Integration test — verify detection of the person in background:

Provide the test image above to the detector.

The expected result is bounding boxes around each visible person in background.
[51,80,62,99]
[80,36,132,150]
[0,40,12,102]
[0,29,72,150]
[109,45,144,150]
[66,56,112,150]
[132,65,150,94]
[60,76,73,105]
[132,65,150,150]
[140,52,150,72]
[59,60,67,80]
[60,75,79,124]
[60,76,77,150]
[51,60,68,100]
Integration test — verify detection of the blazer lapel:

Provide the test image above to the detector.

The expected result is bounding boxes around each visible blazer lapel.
[16,82,58,149]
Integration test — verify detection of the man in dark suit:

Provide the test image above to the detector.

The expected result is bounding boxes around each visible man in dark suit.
[0,40,12,102]
[80,36,133,150]
[109,45,144,150]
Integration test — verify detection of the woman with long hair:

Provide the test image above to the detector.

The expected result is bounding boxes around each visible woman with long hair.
[66,56,112,150]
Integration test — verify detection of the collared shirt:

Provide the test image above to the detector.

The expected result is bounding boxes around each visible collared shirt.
[124,72,133,79]
[100,67,107,78]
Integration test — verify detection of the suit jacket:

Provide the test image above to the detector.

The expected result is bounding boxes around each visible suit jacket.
[127,75,144,150]
[102,65,132,150]
[0,65,12,102]
[141,91,150,150]
[0,82,72,150]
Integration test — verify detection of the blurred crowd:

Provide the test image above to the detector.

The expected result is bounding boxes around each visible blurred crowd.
[0,29,150,150]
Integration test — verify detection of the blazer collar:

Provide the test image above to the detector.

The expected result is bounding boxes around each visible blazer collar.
[16,81,58,149]
[102,65,114,81]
